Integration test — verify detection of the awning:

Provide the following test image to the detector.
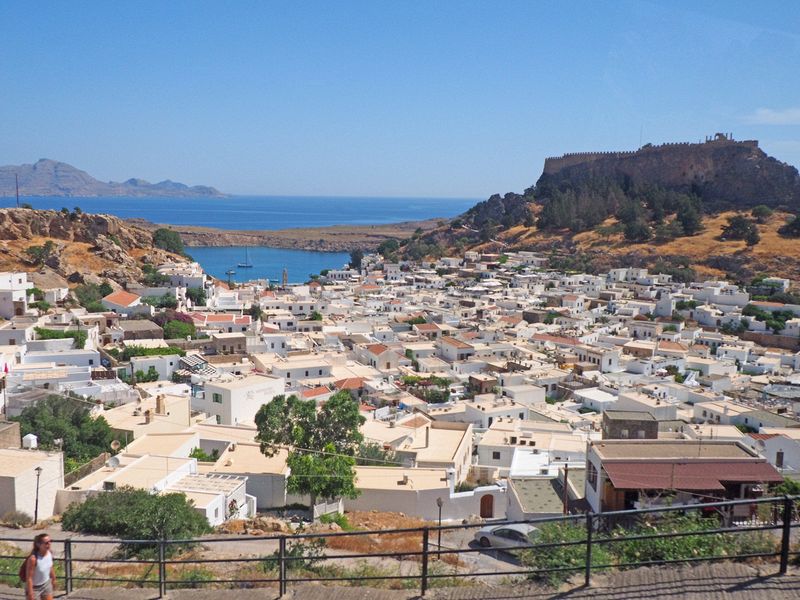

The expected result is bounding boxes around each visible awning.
[602,461,783,491]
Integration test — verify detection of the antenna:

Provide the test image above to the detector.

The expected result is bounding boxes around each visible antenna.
[15,173,19,208]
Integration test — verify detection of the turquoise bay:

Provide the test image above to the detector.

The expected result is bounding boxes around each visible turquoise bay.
[0,195,476,283]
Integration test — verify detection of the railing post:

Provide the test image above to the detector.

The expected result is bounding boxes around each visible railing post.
[63,538,73,594]
[158,538,166,598]
[780,495,793,575]
[279,535,287,597]
[421,527,429,596]
[585,512,594,587]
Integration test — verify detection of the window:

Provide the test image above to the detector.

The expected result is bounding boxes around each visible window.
[587,461,598,491]
[637,430,646,439]
[89,359,94,365]
[212,393,223,404]
[492,451,501,460]
[305,371,309,377]
[319,370,323,375]
[510,436,517,444]
[519,412,524,419]
[620,429,629,438]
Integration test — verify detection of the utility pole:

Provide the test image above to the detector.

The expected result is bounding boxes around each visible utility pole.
[562,464,570,514]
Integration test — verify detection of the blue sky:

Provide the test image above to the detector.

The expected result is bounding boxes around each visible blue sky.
[1,1,798,197]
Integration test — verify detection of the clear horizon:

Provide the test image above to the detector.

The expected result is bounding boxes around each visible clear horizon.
[1,1,798,198]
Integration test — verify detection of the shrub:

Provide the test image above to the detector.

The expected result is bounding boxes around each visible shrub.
[61,487,210,556]
[163,320,196,340]
[319,512,353,531]
[608,512,731,565]
[0,510,33,528]
[519,521,612,586]
[173,567,215,589]
[35,327,87,349]
[261,539,327,573]
[122,346,185,361]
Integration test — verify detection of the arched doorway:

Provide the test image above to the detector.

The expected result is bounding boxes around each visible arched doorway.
[480,494,494,518]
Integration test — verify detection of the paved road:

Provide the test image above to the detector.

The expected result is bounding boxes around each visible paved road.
[0,562,799,599]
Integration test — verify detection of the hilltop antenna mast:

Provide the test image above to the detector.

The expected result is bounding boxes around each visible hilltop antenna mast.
[15,174,19,208]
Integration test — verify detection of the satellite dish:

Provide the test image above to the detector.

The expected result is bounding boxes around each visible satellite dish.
[105,456,120,469]
[110,440,121,452]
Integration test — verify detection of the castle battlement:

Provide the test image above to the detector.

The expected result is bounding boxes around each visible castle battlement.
[543,135,759,175]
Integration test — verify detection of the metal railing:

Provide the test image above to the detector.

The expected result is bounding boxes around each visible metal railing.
[1,495,797,597]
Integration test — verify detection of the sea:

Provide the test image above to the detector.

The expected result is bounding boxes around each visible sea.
[0,195,477,283]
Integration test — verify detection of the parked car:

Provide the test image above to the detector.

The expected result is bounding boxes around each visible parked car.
[473,523,539,549]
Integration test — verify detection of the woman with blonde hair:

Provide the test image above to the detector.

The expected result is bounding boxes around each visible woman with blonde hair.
[24,533,56,600]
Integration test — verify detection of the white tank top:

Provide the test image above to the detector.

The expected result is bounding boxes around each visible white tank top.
[32,552,52,586]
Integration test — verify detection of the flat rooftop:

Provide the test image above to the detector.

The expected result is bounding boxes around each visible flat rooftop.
[591,440,755,460]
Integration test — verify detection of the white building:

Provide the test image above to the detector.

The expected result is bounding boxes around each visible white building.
[0,272,30,318]
[199,374,285,425]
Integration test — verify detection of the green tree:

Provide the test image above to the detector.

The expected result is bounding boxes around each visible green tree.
[623,220,651,242]
[675,200,702,235]
[721,215,759,243]
[349,249,364,270]
[141,264,171,287]
[377,239,400,261]
[163,320,196,340]
[25,240,56,266]
[152,228,186,255]
[355,442,397,467]
[73,282,109,312]
[779,216,800,238]
[13,396,114,471]
[751,205,773,223]
[247,303,263,321]
[186,287,207,306]
[255,391,365,507]
[142,293,178,309]
[310,310,323,321]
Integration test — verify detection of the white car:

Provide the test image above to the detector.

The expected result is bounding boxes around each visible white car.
[473,523,539,549]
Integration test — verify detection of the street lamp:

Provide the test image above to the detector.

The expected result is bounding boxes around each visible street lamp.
[436,497,443,558]
[34,466,43,525]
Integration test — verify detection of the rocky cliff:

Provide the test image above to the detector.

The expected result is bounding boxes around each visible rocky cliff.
[0,208,185,287]
[538,136,800,210]
[0,159,226,198]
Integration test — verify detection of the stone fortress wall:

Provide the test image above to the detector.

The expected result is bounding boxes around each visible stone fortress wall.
[543,134,759,175]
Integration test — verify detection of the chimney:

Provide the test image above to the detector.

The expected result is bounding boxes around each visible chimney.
[144,409,152,424]
[155,395,165,415]
[446,468,456,495]
[425,427,430,448]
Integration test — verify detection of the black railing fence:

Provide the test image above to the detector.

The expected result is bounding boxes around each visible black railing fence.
[1,495,798,597]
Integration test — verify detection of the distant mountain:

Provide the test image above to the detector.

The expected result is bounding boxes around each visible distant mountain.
[0,159,226,198]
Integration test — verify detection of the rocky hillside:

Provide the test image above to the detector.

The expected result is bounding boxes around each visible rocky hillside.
[0,159,225,197]
[404,136,800,281]
[0,208,187,288]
